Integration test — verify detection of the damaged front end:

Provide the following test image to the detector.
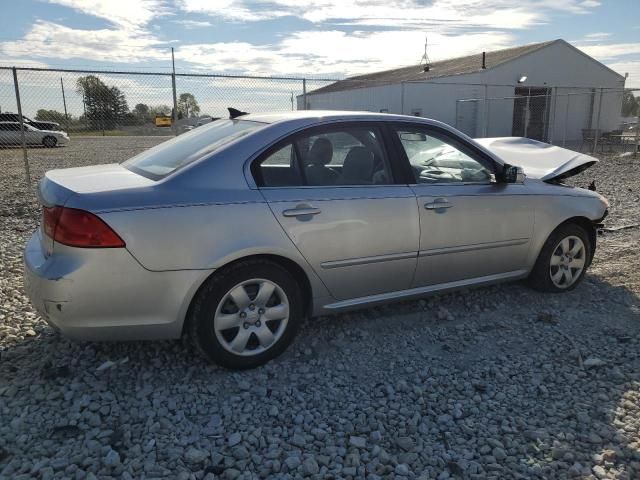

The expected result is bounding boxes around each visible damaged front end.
[474,137,598,183]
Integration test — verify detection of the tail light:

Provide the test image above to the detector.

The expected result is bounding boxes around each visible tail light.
[43,206,125,248]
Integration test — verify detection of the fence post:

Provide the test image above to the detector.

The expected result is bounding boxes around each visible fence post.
[171,47,179,135]
[400,82,405,115]
[12,67,31,184]
[454,99,459,130]
[60,77,69,126]
[302,79,307,110]
[524,95,531,138]
[562,92,569,147]
[592,87,603,154]
[482,84,488,137]
[547,87,556,144]
[635,115,639,158]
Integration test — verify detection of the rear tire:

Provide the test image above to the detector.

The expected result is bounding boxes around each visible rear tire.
[188,259,303,369]
[528,223,592,293]
[42,136,57,148]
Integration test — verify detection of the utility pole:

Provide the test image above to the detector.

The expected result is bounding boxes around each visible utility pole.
[171,47,179,135]
[60,77,69,126]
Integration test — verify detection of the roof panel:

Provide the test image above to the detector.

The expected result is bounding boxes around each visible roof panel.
[307,40,557,95]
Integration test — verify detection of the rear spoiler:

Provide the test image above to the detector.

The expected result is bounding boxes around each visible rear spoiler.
[228,107,248,119]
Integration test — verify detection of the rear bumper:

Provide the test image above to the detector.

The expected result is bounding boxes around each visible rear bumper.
[23,230,211,341]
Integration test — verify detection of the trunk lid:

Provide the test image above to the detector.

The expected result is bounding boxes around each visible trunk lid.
[41,163,155,201]
[474,137,598,182]
[37,164,155,254]
[39,163,155,208]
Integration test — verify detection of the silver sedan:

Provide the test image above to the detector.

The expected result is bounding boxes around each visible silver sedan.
[0,121,69,147]
[24,111,608,369]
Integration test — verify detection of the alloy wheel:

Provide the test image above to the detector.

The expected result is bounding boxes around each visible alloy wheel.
[549,235,586,289]
[213,278,289,356]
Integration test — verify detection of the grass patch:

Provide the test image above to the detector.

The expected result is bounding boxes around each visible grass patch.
[68,130,130,137]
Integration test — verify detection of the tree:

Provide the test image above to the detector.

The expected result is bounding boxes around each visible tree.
[35,109,67,124]
[76,75,129,130]
[177,92,200,118]
[622,90,638,117]
[131,103,151,124]
[133,103,149,116]
[149,105,171,118]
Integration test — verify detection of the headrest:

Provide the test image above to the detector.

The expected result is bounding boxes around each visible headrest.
[341,147,375,183]
[308,138,333,166]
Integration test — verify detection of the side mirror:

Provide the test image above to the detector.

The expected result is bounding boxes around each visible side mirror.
[503,164,525,184]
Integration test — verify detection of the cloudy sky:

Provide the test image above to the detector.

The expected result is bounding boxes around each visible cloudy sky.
[0,0,638,119]
[0,0,638,85]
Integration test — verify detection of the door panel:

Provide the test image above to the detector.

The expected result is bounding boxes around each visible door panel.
[411,184,534,286]
[25,129,41,145]
[262,186,419,300]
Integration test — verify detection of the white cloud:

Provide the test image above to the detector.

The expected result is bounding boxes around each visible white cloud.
[607,61,640,88]
[583,32,611,40]
[0,58,50,69]
[177,0,286,22]
[174,19,214,28]
[177,0,600,28]
[577,42,640,61]
[46,0,170,30]
[0,21,168,63]
[177,30,514,75]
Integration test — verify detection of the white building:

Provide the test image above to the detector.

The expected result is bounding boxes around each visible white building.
[300,39,625,144]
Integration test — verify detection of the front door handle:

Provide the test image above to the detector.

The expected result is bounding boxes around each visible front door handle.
[424,199,453,210]
[282,206,321,217]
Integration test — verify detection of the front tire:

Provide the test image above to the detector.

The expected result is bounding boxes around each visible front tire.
[42,136,57,148]
[528,223,592,292]
[188,259,304,369]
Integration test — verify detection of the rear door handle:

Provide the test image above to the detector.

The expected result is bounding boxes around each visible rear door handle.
[424,199,453,210]
[282,206,321,217]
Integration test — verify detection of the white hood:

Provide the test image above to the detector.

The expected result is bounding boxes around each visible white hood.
[474,137,598,181]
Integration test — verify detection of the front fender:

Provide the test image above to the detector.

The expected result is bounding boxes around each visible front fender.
[526,193,607,269]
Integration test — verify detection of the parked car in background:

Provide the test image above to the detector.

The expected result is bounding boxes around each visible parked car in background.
[0,113,60,131]
[24,111,608,369]
[0,122,69,147]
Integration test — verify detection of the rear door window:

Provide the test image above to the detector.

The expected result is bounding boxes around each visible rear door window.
[258,144,304,187]
[254,124,394,187]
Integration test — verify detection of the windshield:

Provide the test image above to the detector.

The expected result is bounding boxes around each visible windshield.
[123,119,264,180]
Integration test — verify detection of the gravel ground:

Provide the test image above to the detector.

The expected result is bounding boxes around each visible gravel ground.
[0,139,639,480]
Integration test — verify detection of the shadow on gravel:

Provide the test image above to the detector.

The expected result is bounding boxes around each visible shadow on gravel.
[1,275,638,479]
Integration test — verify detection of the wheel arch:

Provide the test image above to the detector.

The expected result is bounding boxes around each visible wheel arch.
[551,216,597,264]
[181,253,313,336]
[42,135,57,147]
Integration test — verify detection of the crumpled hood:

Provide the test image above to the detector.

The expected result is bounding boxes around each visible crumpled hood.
[474,137,598,181]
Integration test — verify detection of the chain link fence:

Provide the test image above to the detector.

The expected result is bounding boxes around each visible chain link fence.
[0,66,337,183]
[455,87,640,154]
[1,65,639,185]
[299,78,639,157]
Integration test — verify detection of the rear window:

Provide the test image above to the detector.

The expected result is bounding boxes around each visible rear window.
[123,119,263,180]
